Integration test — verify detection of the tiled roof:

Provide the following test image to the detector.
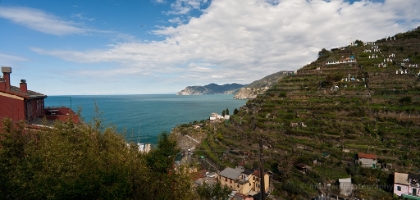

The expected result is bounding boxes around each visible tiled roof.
[10,86,46,98]
[358,153,377,159]
[394,172,409,185]
[219,167,243,180]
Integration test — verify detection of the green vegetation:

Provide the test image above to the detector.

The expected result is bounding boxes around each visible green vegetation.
[196,182,232,200]
[0,117,193,200]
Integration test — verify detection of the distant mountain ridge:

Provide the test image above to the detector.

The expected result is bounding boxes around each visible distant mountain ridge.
[177,83,246,95]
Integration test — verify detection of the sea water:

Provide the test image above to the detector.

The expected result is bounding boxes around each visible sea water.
[45,94,246,144]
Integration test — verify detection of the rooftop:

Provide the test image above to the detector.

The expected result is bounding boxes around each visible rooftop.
[358,153,377,159]
[219,167,243,180]
[394,172,409,185]
[339,178,351,183]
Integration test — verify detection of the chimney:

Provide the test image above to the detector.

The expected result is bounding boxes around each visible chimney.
[1,66,12,91]
[20,79,27,94]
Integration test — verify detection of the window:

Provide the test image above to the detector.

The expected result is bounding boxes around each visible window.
[397,186,401,191]
[230,179,232,183]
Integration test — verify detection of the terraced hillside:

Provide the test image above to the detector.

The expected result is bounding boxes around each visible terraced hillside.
[174,27,420,199]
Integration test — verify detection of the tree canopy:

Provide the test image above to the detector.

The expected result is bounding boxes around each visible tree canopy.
[0,117,194,200]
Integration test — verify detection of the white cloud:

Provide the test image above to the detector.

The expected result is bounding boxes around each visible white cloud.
[0,6,86,35]
[168,17,185,25]
[0,53,28,66]
[152,0,166,4]
[71,13,95,21]
[167,0,208,15]
[0,6,137,42]
[33,0,420,88]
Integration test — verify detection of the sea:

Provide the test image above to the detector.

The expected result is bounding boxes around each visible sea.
[45,94,246,145]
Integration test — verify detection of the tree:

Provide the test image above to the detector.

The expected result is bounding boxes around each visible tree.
[318,48,331,57]
[225,108,229,115]
[196,182,232,200]
[0,117,194,199]
[234,108,239,115]
[354,39,364,46]
[399,96,411,105]
[144,132,193,199]
[222,110,226,117]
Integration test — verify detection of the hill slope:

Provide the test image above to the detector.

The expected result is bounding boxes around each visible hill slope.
[175,26,420,199]
[234,71,293,99]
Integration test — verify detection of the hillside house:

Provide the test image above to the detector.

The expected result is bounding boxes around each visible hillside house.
[339,178,352,196]
[209,113,218,121]
[0,67,46,125]
[326,57,356,65]
[217,166,269,196]
[0,67,80,128]
[209,112,230,121]
[394,172,420,198]
[364,42,375,45]
[356,153,377,168]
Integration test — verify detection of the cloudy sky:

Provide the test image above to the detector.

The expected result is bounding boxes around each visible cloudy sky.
[0,0,419,95]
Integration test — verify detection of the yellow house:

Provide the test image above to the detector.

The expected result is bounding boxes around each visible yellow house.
[216,166,269,196]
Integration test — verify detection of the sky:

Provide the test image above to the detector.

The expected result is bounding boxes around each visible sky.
[0,0,419,95]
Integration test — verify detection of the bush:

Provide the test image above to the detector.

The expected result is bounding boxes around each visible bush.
[399,96,411,105]
[0,118,194,199]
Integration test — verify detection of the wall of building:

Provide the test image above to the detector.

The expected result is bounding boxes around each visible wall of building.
[0,92,25,124]
[26,98,45,121]
[218,175,237,190]
[394,184,409,196]
[340,182,352,196]
[217,173,270,195]
[359,158,377,168]
[250,174,270,193]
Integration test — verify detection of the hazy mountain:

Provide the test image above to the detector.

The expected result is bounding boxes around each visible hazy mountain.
[177,83,247,95]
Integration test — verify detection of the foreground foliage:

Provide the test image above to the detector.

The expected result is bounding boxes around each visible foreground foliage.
[0,118,193,200]
[196,181,232,200]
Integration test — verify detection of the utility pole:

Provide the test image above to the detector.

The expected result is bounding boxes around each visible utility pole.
[252,117,265,200]
[259,139,265,200]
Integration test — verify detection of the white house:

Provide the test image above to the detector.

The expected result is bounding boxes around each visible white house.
[394,172,420,198]
[209,112,218,121]
[356,153,377,168]
[339,178,352,196]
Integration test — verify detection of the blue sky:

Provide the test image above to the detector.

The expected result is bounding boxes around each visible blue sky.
[0,0,419,95]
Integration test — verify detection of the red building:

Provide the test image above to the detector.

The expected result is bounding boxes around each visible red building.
[0,66,79,127]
